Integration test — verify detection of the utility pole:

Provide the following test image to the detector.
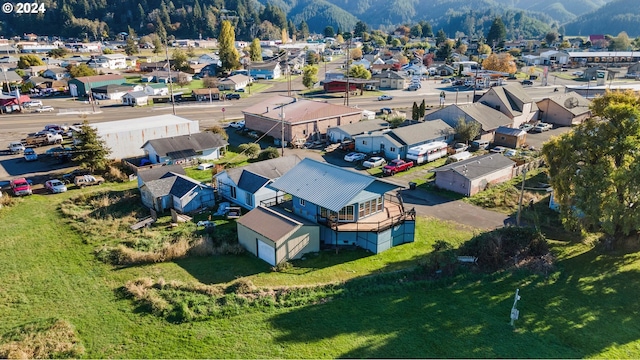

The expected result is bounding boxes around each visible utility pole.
[164,38,176,115]
[344,32,352,106]
[279,105,286,156]
[516,168,527,226]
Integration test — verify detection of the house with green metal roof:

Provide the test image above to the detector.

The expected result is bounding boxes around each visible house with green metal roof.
[236,158,416,264]
[68,74,126,97]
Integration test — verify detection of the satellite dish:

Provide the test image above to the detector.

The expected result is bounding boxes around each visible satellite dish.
[564,97,578,109]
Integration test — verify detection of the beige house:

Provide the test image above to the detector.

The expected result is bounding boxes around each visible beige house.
[477,83,539,128]
[432,153,516,196]
[371,70,407,90]
[536,92,591,127]
[242,95,362,145]
[237,206,320,265]
[218,74,250,91]
[424,103,512,141]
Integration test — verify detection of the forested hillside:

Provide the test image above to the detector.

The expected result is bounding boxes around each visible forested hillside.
[563,0,640,37]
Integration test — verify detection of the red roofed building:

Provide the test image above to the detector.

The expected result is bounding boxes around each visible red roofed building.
[242,95,362,146]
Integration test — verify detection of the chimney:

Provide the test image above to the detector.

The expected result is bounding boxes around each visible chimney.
[266,106,269,112]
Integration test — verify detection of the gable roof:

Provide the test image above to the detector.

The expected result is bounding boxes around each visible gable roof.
[220,74,250,84]
[91,84,138,93]
[330,120,390,137]
[137,164,186,183]
[146,83,168,89]
[432,153,515,180]
[237,171,270,194]
[123,90,148,99]
[250,61,279,70]
[237,206,303,242]
[72,74,125,85]
[495,126,526,137]
[480,84,538,118]
[441,103,512,132]
[160,172,203,198]
[386,120,454,146]
[270,158,400,212]
[372,70,406,80]
[144,132,227,158]
[243,95,362,124]
[223,155,301,187]
[538,91,591,116]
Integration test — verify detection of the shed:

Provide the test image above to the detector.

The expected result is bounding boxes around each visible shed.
[122,91,149,106]
[142,132,228,164]
[431,153,516,196]
[237,206,320,265]
[493,126,527,148]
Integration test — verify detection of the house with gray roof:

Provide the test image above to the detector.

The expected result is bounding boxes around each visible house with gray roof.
[139,172,215,213]
[424,103,513,141]
[91,83,143,100]
[476,83,539,128]
[327,120,390,143]
[535,92,591,126]
[136,164,186,188]
[42,67,69,81]
[371,70,407,89]
[122,91,149,106]
[215,155,301,210]
[431,153,516,196]
[218,74,250,91]
[236,158,416,264]
[354,120,455,160]
[142,132,228,165]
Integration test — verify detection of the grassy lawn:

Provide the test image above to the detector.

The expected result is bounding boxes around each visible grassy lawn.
[1,183,640,358]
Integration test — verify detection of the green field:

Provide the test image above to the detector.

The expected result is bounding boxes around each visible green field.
[1,182,640,358]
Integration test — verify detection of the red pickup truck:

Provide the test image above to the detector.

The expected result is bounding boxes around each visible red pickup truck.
[382,159,413,176]
[10,178,32,196]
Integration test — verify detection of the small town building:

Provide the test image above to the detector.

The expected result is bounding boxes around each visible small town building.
[493,126,527,148]
[431,153,516,196]
[536,92,591,126]
[122,91,149,106]
[68,74,125,97]
[142,132,228,165]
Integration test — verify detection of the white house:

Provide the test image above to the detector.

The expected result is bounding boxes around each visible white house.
[197,53,221,65]
[351,58,371,70]
[42,67,69,81]
[144,83,169,96]
[122,91,149,106]
[92,115,200,160]
[215,156,301,210]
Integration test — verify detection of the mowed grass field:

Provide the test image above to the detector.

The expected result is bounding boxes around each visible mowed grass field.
[1,182,640,358]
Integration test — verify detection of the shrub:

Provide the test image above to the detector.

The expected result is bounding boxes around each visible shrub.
[238,143,260,159]
[258,147,280,160]
[204,125,229,141]
[271,261,293,272]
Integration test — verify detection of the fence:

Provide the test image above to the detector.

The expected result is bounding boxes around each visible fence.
[512,158,544,177]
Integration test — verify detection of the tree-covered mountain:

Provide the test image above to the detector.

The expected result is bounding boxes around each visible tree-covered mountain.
[563,0,640,37]
[492,0,611,23]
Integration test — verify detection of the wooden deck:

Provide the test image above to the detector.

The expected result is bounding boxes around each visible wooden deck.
[333,202,406,232]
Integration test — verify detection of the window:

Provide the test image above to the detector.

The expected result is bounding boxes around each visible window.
[362,140,367,145]
[358,197,383,219]
[390,147,396,152]
[302,130,307,135]
[245,192,253,207]
[299,198,306,206]
[338,205,354,221]
[230,186,237,199]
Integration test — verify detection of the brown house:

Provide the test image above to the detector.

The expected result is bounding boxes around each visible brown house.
[536,92,591,127]
[242,95,363,145]
[192,88,220,101]
[493,126,527,148]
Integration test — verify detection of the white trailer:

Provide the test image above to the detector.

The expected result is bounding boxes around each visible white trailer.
[406,141,448,164]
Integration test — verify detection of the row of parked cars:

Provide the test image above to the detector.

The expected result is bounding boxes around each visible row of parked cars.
[6,172,104,197]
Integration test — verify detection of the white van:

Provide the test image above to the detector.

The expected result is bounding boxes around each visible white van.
[471,139,490,150]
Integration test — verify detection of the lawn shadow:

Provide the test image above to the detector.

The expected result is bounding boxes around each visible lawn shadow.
[174,254,270,285]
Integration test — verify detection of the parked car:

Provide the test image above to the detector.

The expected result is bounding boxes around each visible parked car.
[344,152,367,162]
[452,143,469,153]
[45,179,68,193]
[470,139,490,151]
[572,71,584,76]
[378,95,393,101]
[228,120,245,129]
[380,107,392,115]
[23,100,43,108]
[35,106,55,113]
[490,146,508,154]
[8,141,25,154]
[62,169,91,184]
[519,124,534,132]
[382,159,413,176]
[197,162,214,170]
[407,84,420,91]
[362,156,387,168]
[236,88,245,92]
[74,174,105,188]
[532,122,553,133]
[338,140,355,151]
[10,178,32,196]
[225,93,241,100]
[441,78,451,84]
[23,148,38,161]
[521,80,533,86]
[504,149,518,157]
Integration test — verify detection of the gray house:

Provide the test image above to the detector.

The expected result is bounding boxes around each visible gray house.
[536,92,591,126]
[139,172,215,213]
[431,153,516,196]
[371,70,407,90]
[424,103,513,141]
[215,155,301,210]
[136,164,186,188]
[327,120,390,143]
[142,132,228,164]
[354,120,455,160]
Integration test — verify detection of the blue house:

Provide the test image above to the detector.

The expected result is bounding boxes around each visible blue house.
[248,61,281,80]
[239,158,415,255]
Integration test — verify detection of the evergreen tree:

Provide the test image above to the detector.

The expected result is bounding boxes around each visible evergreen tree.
[218,20,240,72]
[17,55,44,68]
[299,21,309,40]
[354,21,368,37]
[324,26,335,38]
[419,99,426,118]
[436,29,447,46]
[412,102,419,121]
[486,17,507,48]
[74,121,112,172]
[124,38,139,56]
